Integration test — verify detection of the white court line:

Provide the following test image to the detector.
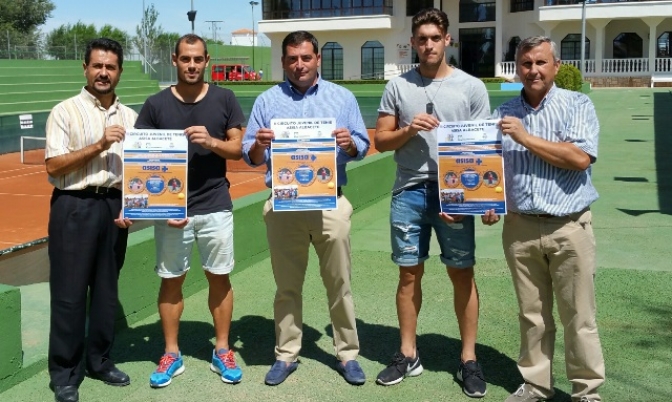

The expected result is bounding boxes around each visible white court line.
[0,170,46,181]
[0,192,50,197]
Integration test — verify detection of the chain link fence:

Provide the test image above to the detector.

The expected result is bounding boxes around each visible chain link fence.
[0,35,272,84]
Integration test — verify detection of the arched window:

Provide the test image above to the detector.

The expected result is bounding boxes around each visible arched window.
[657,32,671,58]
[613,33,643,59]
[505,36,521,62]
[361,40,384,80]
[561,34,589,60]
[321,42,343,80]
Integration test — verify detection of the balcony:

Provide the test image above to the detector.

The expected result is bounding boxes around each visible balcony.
[393,58,672,81]
[545,0,663,4]
[263,5,392,20]
[496,57,672,79]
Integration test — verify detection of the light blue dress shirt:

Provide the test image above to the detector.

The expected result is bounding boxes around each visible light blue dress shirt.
[242,77,370,188]
[492,85,599,216]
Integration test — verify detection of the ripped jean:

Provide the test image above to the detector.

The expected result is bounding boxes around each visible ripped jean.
[389,181,475,269]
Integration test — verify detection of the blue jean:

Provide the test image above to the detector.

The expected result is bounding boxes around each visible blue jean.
[390,182,475,268]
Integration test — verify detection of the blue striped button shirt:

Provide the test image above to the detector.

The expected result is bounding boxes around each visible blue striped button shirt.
[491,85,599,216]
[242,76,370,187]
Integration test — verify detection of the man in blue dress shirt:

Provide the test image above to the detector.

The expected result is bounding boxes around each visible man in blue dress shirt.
[242,30,370,386]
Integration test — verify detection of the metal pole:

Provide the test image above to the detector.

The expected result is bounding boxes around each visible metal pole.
[250,1,259,77]
[580,0,586,77]
[143,0,148,74]
[191,0,195,34]
[205,20,222,62]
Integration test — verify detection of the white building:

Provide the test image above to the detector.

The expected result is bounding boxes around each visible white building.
[258,0,672,87]
[231,28,259,46]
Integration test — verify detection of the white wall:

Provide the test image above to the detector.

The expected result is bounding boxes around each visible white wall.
[259,0,672,81]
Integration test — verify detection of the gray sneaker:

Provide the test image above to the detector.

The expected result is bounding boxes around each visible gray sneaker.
[504,384,548,402]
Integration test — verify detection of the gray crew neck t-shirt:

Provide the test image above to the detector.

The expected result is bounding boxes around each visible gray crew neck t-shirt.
[378,68,491,192]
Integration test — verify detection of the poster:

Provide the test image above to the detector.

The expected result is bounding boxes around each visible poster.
[270,118,338,211]
[437,119,506,215]
[122,129,188,220]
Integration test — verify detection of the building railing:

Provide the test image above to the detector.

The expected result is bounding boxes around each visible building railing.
[263,6,393,20]
[544,0,662,5]
[395,58,672,80]
[398,63,419,74]
[495,57,671,79]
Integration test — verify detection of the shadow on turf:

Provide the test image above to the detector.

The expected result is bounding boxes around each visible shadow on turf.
[111,320,219,365]
[109,315,570,400]
[111,315,338,371]
[326,319,566,400]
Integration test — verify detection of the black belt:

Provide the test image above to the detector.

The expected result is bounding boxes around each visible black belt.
[519,212,557,218]
[58,186,121,196]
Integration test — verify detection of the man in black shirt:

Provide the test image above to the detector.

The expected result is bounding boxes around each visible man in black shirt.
[135,34,245,388]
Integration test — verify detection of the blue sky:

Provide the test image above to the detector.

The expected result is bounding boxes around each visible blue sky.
[41,0,267,45]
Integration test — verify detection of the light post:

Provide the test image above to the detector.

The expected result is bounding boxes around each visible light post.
[187,0,197,34]
[250,1,259,79]
[580,0,587,77]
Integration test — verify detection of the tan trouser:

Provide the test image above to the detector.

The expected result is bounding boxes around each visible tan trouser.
[263,196,359,362]
[502,210,605,401]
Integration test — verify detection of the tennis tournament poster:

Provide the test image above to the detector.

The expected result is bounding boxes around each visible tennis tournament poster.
[437,119,506,215]
[122,129,188,219]
[270,118,338,211]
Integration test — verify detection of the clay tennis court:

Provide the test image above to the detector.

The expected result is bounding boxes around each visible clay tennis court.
[0,130,378,251]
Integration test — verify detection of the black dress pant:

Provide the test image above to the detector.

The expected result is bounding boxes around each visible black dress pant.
[48,188,128,386]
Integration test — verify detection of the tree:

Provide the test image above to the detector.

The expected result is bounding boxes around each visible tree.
[98,25,130,49]
[44,23,130,60]
[131,3,182,65]
[133,3,164,65]
[0,0,54,58]
[0,0,54,33]
[154,32,181,61]
[45,22,97,59]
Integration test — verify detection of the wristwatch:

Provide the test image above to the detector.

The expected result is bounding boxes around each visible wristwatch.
[345,140,356,154]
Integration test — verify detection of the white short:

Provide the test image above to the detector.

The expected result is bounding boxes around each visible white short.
[154,211,234,278]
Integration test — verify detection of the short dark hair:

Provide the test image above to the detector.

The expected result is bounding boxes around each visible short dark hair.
[411,8,450,37]
[85,38,124,68]
[281,31,319,58]
[174,34,208,57]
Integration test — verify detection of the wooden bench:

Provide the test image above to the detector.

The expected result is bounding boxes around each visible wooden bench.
[650,73,672,88]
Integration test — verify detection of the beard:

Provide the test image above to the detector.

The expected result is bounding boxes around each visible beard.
[89,80,114,95]
[179,71,204,85]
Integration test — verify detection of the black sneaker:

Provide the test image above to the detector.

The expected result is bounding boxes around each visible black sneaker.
[376,351,423,386]
[457,360,487,398]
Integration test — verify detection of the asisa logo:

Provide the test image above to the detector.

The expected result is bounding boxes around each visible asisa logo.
[142,166,162,171]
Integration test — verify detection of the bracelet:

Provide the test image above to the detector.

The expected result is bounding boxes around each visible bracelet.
[345,141,356,154]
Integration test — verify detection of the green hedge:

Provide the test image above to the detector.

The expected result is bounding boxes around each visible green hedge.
[555,64,583,92]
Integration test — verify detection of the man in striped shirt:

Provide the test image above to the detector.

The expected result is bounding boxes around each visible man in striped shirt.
[45,38,137,402]
[493,36,605,402]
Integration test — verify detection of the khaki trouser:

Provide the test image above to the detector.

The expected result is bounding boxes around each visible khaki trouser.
[263,196,359,362]
[502,209,605,401]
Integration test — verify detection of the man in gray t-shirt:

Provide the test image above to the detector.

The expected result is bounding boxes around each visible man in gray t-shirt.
[373,8,498,398]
